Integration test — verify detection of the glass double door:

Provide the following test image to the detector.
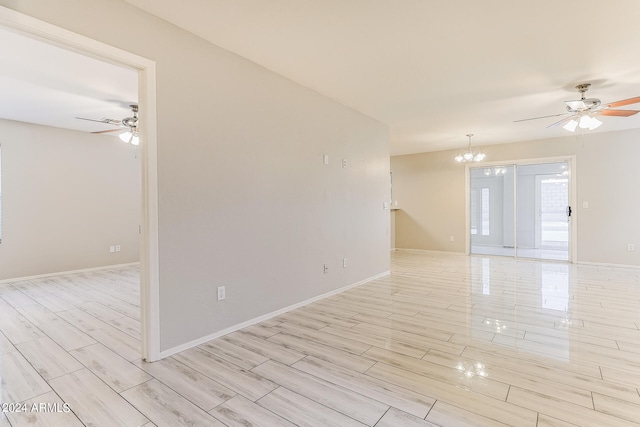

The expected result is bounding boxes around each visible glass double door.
[470,162,570,261]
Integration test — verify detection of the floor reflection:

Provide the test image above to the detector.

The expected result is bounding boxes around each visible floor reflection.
[540,263,569,311]
[388,251,640,425]
[470,256,576,361]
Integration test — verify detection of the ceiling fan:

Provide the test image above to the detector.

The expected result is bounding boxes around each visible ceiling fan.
[76,104,139,145]
[515,84,640,132]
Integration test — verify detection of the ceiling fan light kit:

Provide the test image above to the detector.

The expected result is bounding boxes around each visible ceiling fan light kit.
[562,119,578,132]
[118,130,139,145]
[455,134,486,163]
[76,104,139,145]
[562,114,602,132]
[515,83,640,133]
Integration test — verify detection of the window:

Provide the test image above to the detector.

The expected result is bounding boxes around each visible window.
[472,187,491,236]
[481,187,490,236]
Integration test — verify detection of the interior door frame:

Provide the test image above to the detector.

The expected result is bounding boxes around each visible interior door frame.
[465,155,577,263]
[0,7,161,361]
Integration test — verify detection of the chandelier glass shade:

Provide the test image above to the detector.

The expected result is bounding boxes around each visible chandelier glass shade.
[455,134,485,163]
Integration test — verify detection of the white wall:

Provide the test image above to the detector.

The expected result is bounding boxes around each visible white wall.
[0,119,140,280]
[391,129,640,266]
[0,0,391,352]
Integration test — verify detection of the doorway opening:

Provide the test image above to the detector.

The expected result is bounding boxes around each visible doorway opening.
[0,7,160,360]
[468,159,574,262]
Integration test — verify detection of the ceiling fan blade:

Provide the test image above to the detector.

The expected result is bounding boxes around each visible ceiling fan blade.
[607,96,640,108]
[91,128,123,134]
[514,112,571,123]
[596,109,640,117]
[76,117,122,126]
[547,116,574,129]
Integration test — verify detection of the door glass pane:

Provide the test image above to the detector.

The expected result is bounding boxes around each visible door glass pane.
[470,166,515,257]
[481,187,490,235]
[516,162,569,260]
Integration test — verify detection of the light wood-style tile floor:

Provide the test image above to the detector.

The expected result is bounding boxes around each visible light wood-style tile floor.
[1,251,640,426]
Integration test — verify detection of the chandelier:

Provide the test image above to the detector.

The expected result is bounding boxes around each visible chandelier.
[454,134,486,163]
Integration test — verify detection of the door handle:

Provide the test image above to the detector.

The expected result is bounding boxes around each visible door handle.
[566,206,572,221]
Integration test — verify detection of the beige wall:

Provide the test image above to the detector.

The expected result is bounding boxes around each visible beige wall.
[0,1,391,352]
[0,119,140,280]
[391,128,640,266]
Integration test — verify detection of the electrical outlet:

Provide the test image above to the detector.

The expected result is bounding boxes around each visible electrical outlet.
[217,286,226,301]
[628,244,636,252]
[115,245,121,252]
[109,246,115,253]
[343,258,348,268]
[342,158,347,168]
[323,264,329,274]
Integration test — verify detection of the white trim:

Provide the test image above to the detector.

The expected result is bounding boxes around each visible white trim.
[138,63,160,362]
[0,6,160,361]
[0,11,152,69]
[0,262,140,284]
[473,155,575,168]
[158,270,390,359]
[568,156,578,264]
[513,165,518,258]
[577,261,640,270]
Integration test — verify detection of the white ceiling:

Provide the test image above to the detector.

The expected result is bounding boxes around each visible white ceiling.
[3,2,640,155]
[122,0,640,155]
[0,26,137,136]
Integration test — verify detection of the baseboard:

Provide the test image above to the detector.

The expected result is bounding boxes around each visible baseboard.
[395,248,466,256]
[577,261,640,270]
[0,262,140,284]
[158,270,391,359]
